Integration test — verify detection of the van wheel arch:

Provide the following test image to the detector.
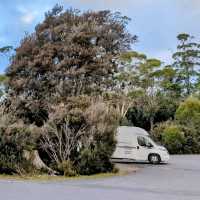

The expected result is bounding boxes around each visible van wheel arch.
[148,153,161,164]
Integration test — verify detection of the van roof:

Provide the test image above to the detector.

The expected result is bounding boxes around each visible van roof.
[118,126,149,136]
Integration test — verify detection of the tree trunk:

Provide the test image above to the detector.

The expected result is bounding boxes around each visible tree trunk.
[185,64,191,95]
[23,150,57,175]
[150,116,154,132]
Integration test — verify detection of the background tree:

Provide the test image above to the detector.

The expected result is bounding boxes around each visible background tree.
[0,46,12,53]
[116,51,165,130]
[173,33,200,96]
[133,58,162,131]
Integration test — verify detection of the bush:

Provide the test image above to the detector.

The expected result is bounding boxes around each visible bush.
[40,97,119,176]
[152,98,200,154]
[162,125,185,154]
[151,121,173,143]
[176,97,200,128]
[181,126,200,154]
[172,97,200,154]
[0,123,37,174]
[57,160,77,177]
[152,121,200,154]
[0,110,39,175]
[75,99,118,175]
[76,146,114,175]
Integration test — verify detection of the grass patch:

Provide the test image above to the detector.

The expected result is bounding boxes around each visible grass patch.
[0,164,138,182]
[0,172,122,182]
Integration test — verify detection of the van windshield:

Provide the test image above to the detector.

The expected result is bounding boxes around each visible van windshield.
[147,136,159,146]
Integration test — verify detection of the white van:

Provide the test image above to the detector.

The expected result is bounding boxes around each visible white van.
[112,126,170,164]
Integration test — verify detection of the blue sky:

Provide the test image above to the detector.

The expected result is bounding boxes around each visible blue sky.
[0,0,200,73]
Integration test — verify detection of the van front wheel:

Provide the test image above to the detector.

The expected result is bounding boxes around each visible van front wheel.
[148,154,161,164]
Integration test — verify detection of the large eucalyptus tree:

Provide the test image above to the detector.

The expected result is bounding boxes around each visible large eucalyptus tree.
[173,33,200,96]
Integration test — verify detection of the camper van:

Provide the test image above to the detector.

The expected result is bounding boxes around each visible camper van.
[112,126,170,164]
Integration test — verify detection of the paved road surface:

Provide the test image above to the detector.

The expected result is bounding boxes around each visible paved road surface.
[1,155,200,200]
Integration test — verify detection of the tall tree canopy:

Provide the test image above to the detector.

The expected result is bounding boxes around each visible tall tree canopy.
[5,5,136,126]
[173,33,200,95]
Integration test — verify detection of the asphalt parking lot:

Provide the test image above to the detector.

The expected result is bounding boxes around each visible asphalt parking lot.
[1,155,200,200]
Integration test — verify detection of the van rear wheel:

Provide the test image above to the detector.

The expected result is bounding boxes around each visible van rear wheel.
[148,154,161,164]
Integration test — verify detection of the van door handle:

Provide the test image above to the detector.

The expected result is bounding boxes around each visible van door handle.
[137,146,139,149]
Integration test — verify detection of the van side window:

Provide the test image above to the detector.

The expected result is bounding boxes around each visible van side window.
[137,136,146,147]
[137,136,154,148]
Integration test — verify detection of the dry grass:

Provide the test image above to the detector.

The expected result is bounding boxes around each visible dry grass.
[0,172,118,182]
[0,165,138,182]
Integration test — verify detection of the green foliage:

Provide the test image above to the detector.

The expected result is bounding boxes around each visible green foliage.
[177,33,190,41]
[120,51,146,63]
[0,46,12,53]
[0,75,8,83]
[152,98,200,154]
[76,146,114,175]
[124,33,200,136]
[181,126,200,154]
[151,121,173,143]
[160,124,200,154]
[0,74,8,97]
[57,160,77,177]
[117,52,164,130]
[173,33,200,95]
[0,121,37,174]
[162,125,185,154]
[176,97,200,127]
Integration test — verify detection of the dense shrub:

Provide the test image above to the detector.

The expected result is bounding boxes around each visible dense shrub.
[181,126,200,154]
[151,121,173,143]
[175,97,200,153]
[76,146,114,175]
[162,125,185,154]
[40,97,119,176]
[176,97,200,128]
[152,122,186,154]
[57,160,77,177]
[151,97,200,154]
[0,121,38,174]
[75,99,118,175]
[152,122,200,154]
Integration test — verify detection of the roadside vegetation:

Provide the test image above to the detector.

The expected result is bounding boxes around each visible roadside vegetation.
[0,4,200,176]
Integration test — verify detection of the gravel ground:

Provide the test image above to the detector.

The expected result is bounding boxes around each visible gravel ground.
[1,155,200,200]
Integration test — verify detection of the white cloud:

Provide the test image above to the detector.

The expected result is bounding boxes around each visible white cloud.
[21,13,36,24]
[17,5,38,25]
